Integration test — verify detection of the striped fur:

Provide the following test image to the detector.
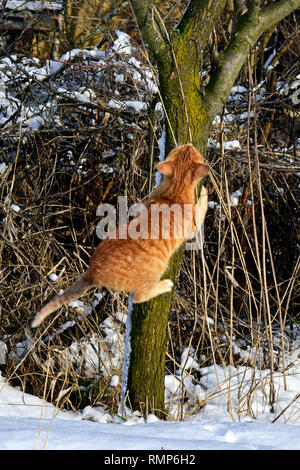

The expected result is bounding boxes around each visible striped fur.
[32,144,209,328]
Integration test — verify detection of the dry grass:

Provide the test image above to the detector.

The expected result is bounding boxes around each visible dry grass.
[0,11,299,422]
[1,109,298,419]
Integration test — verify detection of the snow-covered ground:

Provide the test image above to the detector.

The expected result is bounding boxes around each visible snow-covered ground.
[2,317,300,452]
[2,279,300,450]
[1,371,300,450]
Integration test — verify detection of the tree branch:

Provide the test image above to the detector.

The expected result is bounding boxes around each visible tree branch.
[176,0,226,43]
[79,1,129,47]
[129,0,171,67]
[203,0,300,122]
[248,0,261,19]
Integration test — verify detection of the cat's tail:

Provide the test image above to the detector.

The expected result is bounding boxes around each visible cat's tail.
[31,275,91,328]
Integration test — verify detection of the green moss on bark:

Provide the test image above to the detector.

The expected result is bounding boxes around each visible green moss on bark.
[127,245,185,417]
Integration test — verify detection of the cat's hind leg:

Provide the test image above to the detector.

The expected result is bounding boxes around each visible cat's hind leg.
[132,279,173,303]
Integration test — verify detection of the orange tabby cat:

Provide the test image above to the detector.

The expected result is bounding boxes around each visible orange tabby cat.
[31,144,209,328]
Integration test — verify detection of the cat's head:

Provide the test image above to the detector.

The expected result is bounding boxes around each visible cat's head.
[157,144,210,186]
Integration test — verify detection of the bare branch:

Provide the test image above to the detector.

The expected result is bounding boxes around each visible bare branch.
[203,0,300,122]
[79,1,129,48]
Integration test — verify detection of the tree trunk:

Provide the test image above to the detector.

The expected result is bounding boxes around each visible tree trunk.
[127,246,185,418]
[127,0,225,417]
[126,32,212,417]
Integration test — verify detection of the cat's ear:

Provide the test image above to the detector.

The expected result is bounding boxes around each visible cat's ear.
[192,163,210,181]
[157,161,174,176]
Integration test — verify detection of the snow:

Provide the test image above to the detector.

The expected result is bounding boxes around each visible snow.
[1,1,63,11]
[264,49,277,69]
[231,86,248,94]
[0,162,8,173]
[107,98,123,110]
[110,375,119,387]
[125,100,147,113]
[208,201,218,209]
[155,110,166,188]
[207,139,241,151]
[277,81,289,95]
[107,99,147,113]
[291,79,300,89]
[120,295,133,414]
[230,186,243,206]
[224,113,237,123]
[1,368,300,450]
[0,31,157,144]
[1,310,300,449]
[10,203,20,212]
[224,140,241,150]
[0,341,7,364]
[112,31,133,57]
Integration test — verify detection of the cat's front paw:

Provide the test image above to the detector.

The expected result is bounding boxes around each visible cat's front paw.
[161,279,173,291]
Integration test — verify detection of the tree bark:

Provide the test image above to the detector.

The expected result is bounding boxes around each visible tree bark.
[127,246,185,418]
